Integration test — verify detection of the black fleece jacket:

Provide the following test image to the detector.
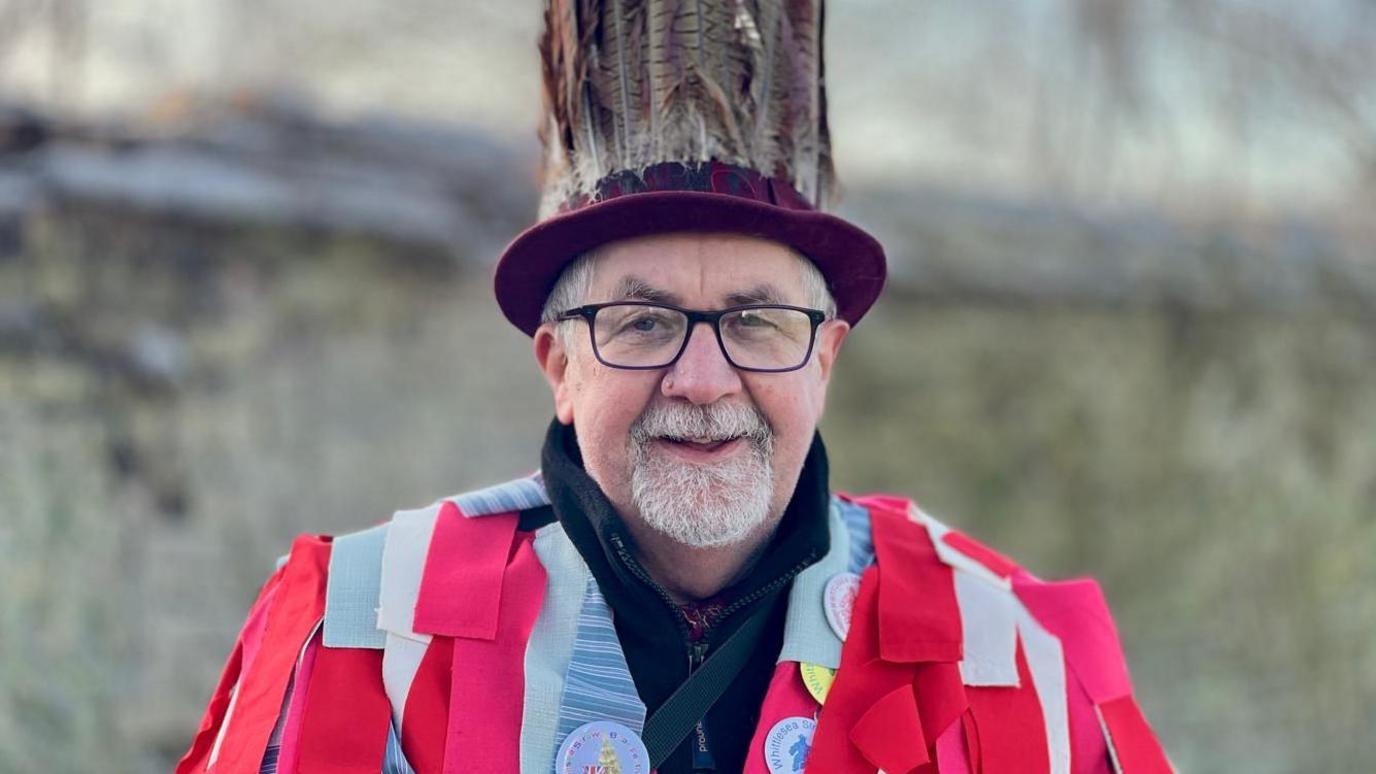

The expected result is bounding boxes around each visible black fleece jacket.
[527,419,831,773]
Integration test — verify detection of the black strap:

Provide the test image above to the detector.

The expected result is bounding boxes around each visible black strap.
[641,593,781,767]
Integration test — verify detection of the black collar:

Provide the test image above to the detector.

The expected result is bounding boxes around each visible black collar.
[540,418,831,641]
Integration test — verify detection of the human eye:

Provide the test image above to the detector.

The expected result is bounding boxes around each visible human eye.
[607,306,680,340]
[726,308,783,336]
[736,309,779,328]
[627,311,664,331]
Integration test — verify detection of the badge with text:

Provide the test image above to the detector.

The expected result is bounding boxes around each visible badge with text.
[823,571,862,641]
[556,720,650,774]
[798,662,836,705]
[764,715,817,774]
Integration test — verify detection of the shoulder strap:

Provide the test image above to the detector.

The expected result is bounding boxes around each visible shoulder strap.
[641,591,781,767]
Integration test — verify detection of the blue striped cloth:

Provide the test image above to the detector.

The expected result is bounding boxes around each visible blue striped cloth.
[834,496,875,572]
[451,473,550,517]
[257,724,415,774]
[382,722,416,774]
[258,744,280,774]
[552,575,648,753]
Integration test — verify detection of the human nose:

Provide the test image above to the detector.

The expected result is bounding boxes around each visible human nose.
[662,321,743,405]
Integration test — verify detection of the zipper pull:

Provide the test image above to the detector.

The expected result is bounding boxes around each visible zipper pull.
[691,718,717,771]
[688,640,709,672]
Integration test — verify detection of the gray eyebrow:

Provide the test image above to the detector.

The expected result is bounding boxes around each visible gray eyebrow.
[608,277,789,307]
[725,284,788,306]
[611,275,681,304]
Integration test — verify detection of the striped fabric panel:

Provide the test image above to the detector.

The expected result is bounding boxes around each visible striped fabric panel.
[381,722,418,774]
[833,496,875,572]
[552,576,647,750]
[520,525,590,772]
[450,473,549,517]
[258,743,279,774]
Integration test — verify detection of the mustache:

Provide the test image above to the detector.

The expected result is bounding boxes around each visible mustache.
[629,401,773,446]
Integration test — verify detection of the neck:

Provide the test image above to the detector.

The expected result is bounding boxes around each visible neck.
[619,513,781,602]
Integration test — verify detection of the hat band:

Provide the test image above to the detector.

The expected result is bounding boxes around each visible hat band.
[559,161,814,214]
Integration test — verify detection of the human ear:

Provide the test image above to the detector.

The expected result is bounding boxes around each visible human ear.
[534,325,576,424]
[814,319,850,383]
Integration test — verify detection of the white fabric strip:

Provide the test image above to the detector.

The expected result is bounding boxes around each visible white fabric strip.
[911,505,1013,590]
[206,682,238,768]
[953,569,1021,687]
[519,523,590,773]
[1017,604,1071,774]
[382,632,431,734]
[377,503,442,643]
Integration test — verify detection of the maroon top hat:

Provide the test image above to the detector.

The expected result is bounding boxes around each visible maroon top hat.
[496,1,886,337]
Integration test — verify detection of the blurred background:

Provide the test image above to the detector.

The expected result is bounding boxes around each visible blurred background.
[1,0,1373,771]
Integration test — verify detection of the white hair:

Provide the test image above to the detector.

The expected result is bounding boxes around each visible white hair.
[628,400,776,547]
[540,244,838,350]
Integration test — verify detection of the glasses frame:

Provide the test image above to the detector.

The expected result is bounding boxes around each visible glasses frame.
[558,301,829,373]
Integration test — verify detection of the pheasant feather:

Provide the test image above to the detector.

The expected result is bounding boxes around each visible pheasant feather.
[538,0,835,215]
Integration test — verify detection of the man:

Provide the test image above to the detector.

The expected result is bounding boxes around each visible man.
[179,2,1170,773]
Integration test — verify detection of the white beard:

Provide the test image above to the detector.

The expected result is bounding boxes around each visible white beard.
[628,402,775,548]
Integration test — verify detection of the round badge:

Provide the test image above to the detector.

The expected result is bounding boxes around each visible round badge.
[764,715,817,774]
[823,571,862,641]
[555,720,650,774]
[799,662,836,705]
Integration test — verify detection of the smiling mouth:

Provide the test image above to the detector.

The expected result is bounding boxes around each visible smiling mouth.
[658,436,743,454]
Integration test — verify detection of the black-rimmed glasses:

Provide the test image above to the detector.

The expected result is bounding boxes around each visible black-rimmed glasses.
[557,302,828,372]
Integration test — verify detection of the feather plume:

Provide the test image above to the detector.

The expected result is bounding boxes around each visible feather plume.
[538,0,834,216]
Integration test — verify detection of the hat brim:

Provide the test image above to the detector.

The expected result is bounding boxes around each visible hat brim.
[493,190,887,336]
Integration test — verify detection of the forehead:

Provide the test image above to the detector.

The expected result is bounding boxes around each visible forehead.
[588,232,807,304]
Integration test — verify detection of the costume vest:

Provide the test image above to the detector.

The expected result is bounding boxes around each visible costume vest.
[177,475,1170,774]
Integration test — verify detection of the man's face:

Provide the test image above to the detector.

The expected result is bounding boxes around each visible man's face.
[535,232,850,547]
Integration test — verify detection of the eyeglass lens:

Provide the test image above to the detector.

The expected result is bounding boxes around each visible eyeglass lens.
[591,304,815,370]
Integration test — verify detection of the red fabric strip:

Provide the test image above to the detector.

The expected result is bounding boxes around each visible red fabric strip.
[1098,696,1172,774]
[442,533,547,774]
[935,716,974,774]
[913,660,967,746]
[1067,666,1112,774]
[966,636,1051,774]
[809,567,926,773]
[851,685,927,773]
[942,530,1021,579]
[401,637,454,774]
[274,628,322,774]
[1012,574,1133,704]
[176,637,244,774]
[741,662,819,774]
[176,567,286,773]
[294,646,392,773]
[413,503,518,639]
[863,499,963,664]
[962,712,984,774]
[213,535,332,774]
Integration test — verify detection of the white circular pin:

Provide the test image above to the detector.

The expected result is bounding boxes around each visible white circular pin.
[764,715,817,774]
[823,571,862,641]
[555,720,650,774]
